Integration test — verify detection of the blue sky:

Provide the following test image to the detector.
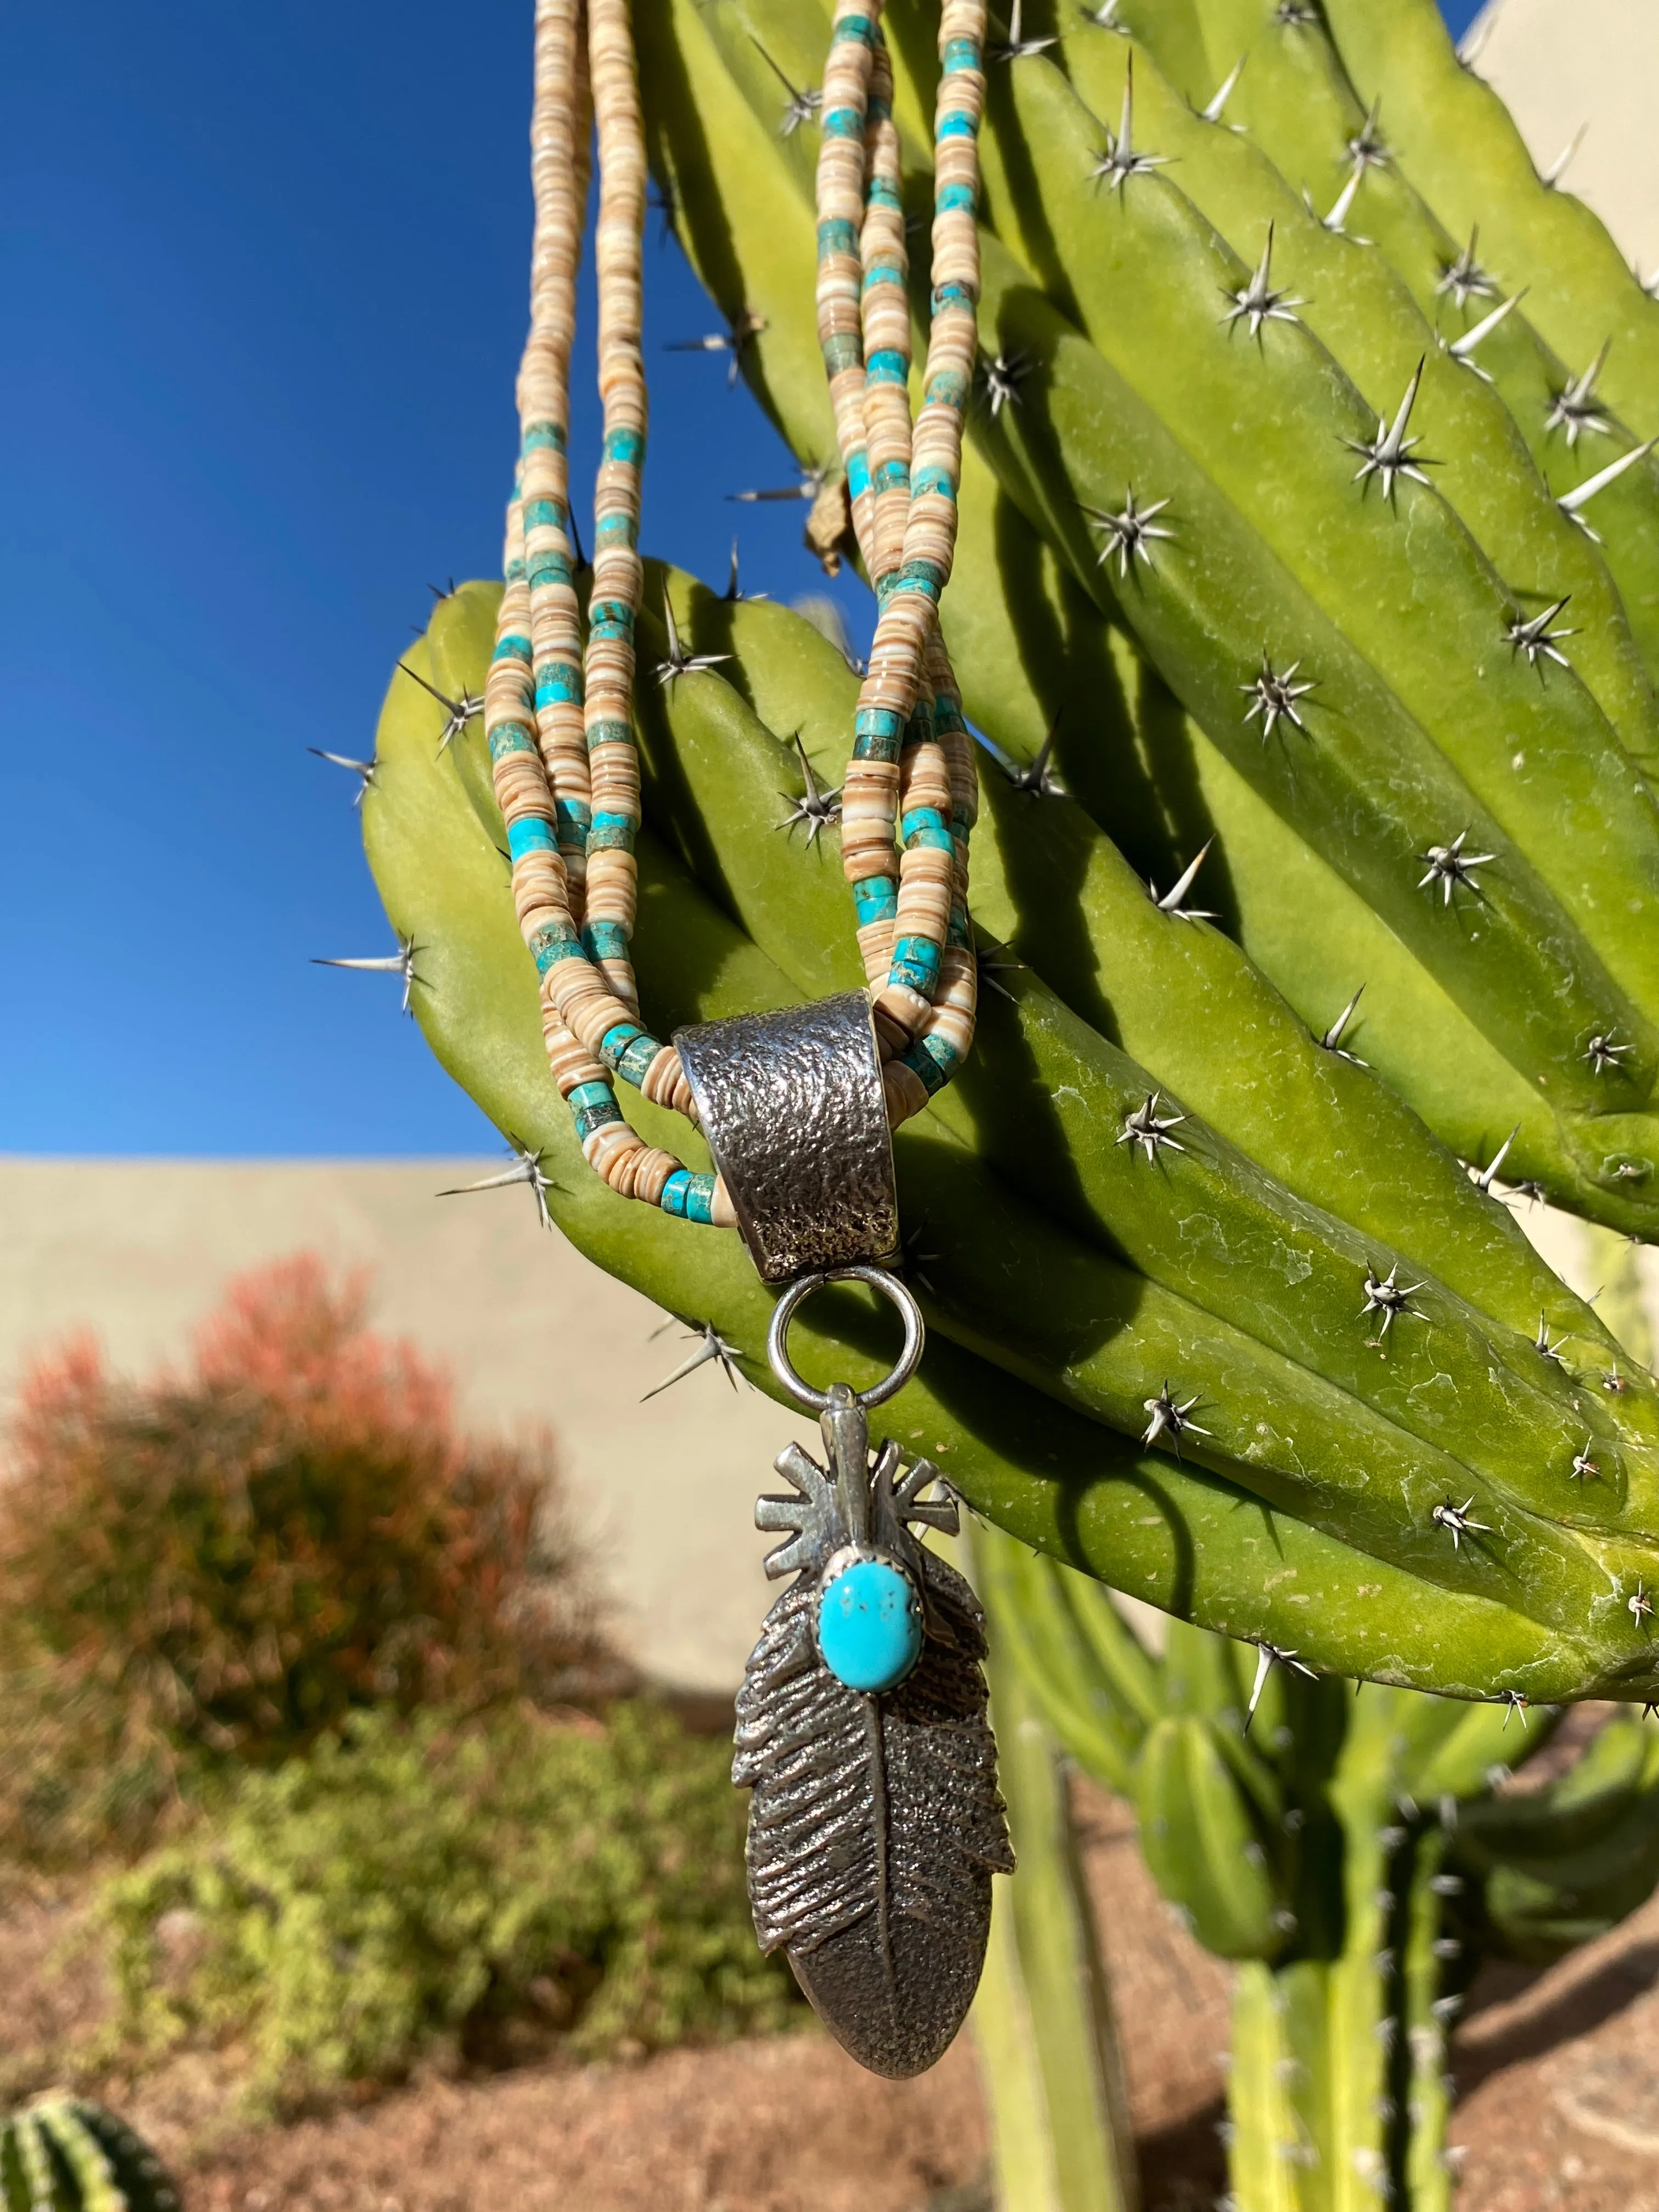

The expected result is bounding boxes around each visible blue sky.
[3,1,1476,1157]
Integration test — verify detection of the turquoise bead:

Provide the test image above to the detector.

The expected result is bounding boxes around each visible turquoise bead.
[817,1557,923,1693]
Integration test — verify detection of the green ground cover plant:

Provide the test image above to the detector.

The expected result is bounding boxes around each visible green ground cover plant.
[95,1700,795,2111]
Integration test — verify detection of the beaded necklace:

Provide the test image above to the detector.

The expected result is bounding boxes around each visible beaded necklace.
[485,0,984,1224]
[486,0,1006,2080]
[817,0,984,1126]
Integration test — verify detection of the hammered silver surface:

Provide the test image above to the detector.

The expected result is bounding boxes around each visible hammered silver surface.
[673,994,898,1284]
[732,1547,1013,2079]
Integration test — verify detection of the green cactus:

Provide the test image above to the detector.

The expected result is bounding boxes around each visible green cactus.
[1124,0,1659,694]
[640,0,1659,1233]
[0,2098,179,2212]
[973,1573,1138,2212]
[1322,0,1659,450]
[364,575,1659,1700]
[977,1520,1659,2209]
[626,566,1657,1417]
[1039,13,1659,766]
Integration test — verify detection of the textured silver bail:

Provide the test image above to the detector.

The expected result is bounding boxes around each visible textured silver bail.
[673,992,899,1285]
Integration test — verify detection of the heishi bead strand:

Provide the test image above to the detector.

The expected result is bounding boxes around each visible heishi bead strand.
[815,13,882,576]
[484,0,733,1228]
[815,0,985,1127]
[871,4,979,1120]
[582,0,648,1017]
[521,0,592,909]
[878,1,984,1108]
[860,45,913,594]
[842,34,918,1022]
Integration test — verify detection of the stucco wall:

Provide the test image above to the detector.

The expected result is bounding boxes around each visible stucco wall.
[1470,0,1659,269]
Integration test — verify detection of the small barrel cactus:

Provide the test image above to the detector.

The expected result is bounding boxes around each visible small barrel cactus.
[0,2098,179,2212]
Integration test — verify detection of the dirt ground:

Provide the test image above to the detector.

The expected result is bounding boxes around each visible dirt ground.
[11,1776,1659,2211]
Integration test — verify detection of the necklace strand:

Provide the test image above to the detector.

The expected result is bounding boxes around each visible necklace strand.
[817,0,986,1128]
[485,0,985,1221]
[487,0,729,1224]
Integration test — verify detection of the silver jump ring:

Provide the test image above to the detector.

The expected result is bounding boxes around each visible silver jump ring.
[766,1266,925,1413]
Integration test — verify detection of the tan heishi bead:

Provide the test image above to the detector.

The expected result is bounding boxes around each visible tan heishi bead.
[861,50,911,592]
[641,1045,698,1121]
[857,918,897,988]
[882,1059,931,1127]
[545,1014,608,1097]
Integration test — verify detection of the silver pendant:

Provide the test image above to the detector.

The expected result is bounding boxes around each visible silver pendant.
[673,1001,1013,2078]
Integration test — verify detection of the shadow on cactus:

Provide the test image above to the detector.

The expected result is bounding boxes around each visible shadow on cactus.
[977,1522,1659,2210]
[363,572,1659,1708]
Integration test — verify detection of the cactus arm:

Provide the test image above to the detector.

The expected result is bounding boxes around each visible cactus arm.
[1227,1961,1307,2212]
[978,1545,1141,2212]
[1457,1723,1659,1962]
[1136,1715,1286,1957]
[1320,0,1659,449]
[975,48,1659,1037]
[1045,23,1659,779]
[1318,1723,1415,2212]
[1165,0,1659,700]
[380,599,1633,1694]
[972,1889,1072,2212]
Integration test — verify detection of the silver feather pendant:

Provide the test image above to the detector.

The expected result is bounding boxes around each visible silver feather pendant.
[733,1384,1014,2077]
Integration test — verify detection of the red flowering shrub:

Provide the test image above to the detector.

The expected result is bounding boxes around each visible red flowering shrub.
[0,1255,607,1856]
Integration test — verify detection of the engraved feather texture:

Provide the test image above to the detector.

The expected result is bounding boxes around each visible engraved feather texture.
[733,1539,1014,2078]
